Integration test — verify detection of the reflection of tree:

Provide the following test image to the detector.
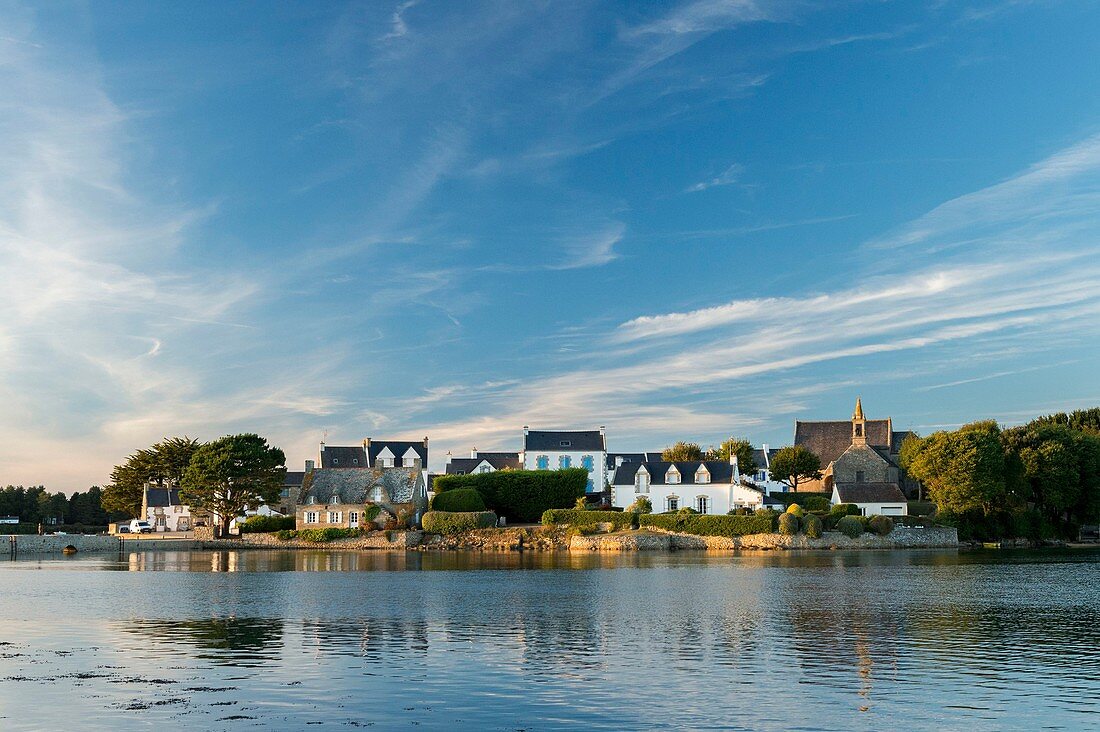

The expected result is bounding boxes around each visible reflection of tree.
[122,617,285,666]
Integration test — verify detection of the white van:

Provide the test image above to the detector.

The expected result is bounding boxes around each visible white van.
[128,520,154,534]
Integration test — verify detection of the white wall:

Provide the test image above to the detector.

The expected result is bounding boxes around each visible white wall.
[522,450,607,493]
[612,480,763,514]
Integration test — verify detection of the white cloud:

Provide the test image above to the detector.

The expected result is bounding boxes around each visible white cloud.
[686,163,744,192]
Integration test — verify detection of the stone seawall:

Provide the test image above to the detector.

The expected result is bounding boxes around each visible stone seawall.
[569,527,959,552]
[200,531,423,551]
[4,535,200,555]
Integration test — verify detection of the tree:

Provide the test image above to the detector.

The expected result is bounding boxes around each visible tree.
[1003,422,1100,526]
[768,446,822,493]
[707,438,757,475]
[662,441,704,461]
[904,421,1012,516]
[898,433,925,501]
[181,434,286,535]
[103,437,201,517]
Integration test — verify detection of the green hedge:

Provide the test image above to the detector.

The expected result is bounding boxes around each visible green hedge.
[421,511,498,535]
[640,513,775,537]
[541,509,635,530]
[773,493,831,511]
[239,515,296,533]
[430,488,486,512]
[277,527,364,542]
[432,469,586,523]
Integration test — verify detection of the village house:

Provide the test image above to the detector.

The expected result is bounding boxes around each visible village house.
[610,455,782,514]
[521,427,608,495]
[319,437,429,470]
[141,485,193,532]
[749,445,786,495]
[296,465,428,530]
[444,450,522,475]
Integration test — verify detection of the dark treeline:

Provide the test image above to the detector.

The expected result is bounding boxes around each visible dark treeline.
[0,485,121,526]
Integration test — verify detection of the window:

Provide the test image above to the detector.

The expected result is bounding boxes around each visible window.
[403,457,416,467]
[369,486,384,503]
[757,471,766,481]
[667,468,680,484]
[455,470,466,475]
[666,496,679,511]
[308,496,317,505]
[327,511,342,524]
[581,455,594,471]
[352,458,359,465]
[696,496,709,514]
[331,495,340,505]
[349,511,359,527]
[305,512,319,524]
[856,470,865,483]
[559,455,572,469]
[536,455,549,470]
[695,469,709,484]
[559,440,571,447]
[479,465,491,473]
[381,458,394,468]
[586,479,594,492]
[333,458,339,465]
[855,424,863,437]
[635,471,650,494]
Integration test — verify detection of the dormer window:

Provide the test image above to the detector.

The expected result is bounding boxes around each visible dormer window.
[331,495,340,505]
[635,470,650,494]
[695,468,710,484]
[666,466,681,484]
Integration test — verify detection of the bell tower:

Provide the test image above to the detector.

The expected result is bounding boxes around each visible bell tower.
[852,397,867,446]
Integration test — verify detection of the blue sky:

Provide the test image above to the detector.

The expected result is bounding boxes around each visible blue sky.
[2,0,1099,490]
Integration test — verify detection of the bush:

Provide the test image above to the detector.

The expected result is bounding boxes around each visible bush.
[773,492,831,511]
[628,497,653,514]
[239,515,296,533]
[641,513,775,537]
[421,511,498,535]
[830,503,861,516]
[804,513,823,539]
[431,469,586,523]
[294,528,363,543]
[868,515,894,536]
[754,508,778,519]
[836,516,863,538]
[430,488,486,513]
[677,507,699,516]
[541,509,635,531]
[907,501,935,517]
[274,529,295,540]
[785,503,805,517]
[777,512,801,536]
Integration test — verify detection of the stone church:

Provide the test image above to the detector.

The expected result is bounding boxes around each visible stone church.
[794,398,916,497]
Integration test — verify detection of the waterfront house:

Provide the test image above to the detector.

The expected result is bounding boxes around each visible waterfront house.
[831,483,908,516]
[610,455,779,514]
[749,445,787,495]
[521,427,608,495]
[141,485,193,532]
[296,465,428,530]
[319,437,429,470]
[795,398,916,496]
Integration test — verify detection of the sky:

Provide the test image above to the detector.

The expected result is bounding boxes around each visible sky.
[1,0,1099,491]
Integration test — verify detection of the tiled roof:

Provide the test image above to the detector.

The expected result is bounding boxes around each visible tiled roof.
[524,430,605,452]
[611,460,736,486]
[834,483,907,504]
[794,419,893,466]
[301,467,423,506]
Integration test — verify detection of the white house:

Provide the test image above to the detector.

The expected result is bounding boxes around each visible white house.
[611,456,780,514]
[520,427,608,495]
[142,485,193,532]
[830,484,908,516]
[444,450,522,475]
[749,445,788,495]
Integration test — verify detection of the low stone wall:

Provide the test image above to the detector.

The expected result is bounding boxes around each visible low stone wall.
[417,527,570,552]
[201,531,423,551]
[569,527,959,552]
[3,534,201,555]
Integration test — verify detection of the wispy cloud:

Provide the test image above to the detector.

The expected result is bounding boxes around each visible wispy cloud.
[686,163,744,192]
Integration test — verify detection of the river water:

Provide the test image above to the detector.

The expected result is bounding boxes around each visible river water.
[0,548,1097,731]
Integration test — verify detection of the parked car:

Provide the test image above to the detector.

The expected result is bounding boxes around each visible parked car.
[128,520,154,534]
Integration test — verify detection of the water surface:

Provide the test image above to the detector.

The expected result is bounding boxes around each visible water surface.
[1,548,1098,730]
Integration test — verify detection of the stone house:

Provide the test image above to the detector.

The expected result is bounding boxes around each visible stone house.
[142,485,193,532]
[794,398,917,496]
[296,465,428,530]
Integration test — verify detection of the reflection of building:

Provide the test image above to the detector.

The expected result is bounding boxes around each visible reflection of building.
[795,398,915,497]
[142,484,193,532]
[610,456,782,513]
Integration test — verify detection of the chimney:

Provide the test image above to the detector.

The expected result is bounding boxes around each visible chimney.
[471,447,478,459]
[615,456,624,468]
[305,459,315,472]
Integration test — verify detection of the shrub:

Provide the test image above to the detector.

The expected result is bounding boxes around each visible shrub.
[755,507,778,519]
[640,513,775,537]
[430,488,486,513]
[785,503,805,517]
[677,507,699,516]
[628,497,653,514]
[773,492,831,511]
[294,528,363,543]
[836,516,863,538]
[868,515,895,536]
[574,496,588,509]
[421,511,498,535]
[804,513,823,539]
[907,501,935,517]
[830,503,861,516]
[361,504,382,524]
[239,515,296,533]
[431,469,586,523]
[541,509,635,531]
[777,512,801,536]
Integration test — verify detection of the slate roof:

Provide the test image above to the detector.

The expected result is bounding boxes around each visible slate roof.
[367,440,428,465]
[761,494,785,507]
[524,430,606,452]
[611,460,736,486]
[446,454,522,474]
[284,471,306,487]
[605,452,662,470]
[145,488,182,508]
[794,419,894,466]
[300,467,423,506]
[474,451,520,461]
[319,445,368,469]
[834,483,907,504]
[751,448,781,470]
